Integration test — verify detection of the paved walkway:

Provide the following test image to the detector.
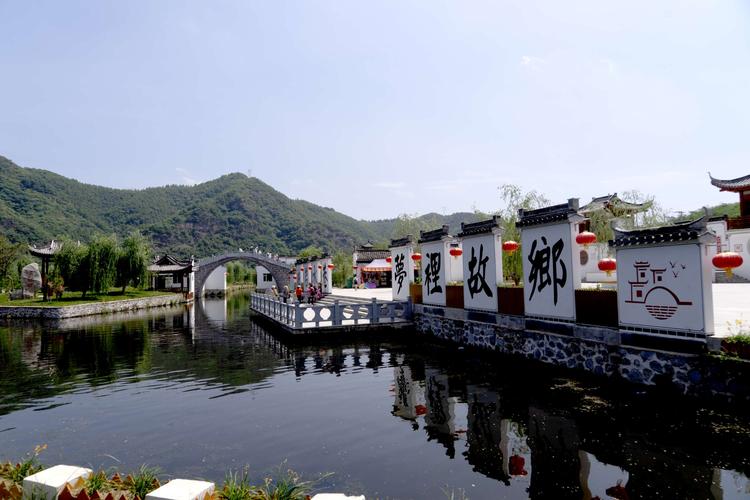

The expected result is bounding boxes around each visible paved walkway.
[331,284,750,337]
[712,283,750,337]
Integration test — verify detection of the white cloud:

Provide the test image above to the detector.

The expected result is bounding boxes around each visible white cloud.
[374,181,406,189]
[520,55,546,71]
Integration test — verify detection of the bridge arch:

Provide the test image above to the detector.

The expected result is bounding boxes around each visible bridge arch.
[195,252,291,296]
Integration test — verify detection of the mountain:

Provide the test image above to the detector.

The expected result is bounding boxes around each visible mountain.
[0,156,474,258]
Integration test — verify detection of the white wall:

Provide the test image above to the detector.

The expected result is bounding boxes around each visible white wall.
[203,266,226,293]
[727,229,750,280]
[255,265,275,290]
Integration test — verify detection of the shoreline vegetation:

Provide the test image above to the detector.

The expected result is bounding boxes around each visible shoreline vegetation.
[0,450,330,500]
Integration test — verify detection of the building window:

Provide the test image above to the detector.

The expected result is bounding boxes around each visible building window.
[263,273,273,282]
[636,290,643,298]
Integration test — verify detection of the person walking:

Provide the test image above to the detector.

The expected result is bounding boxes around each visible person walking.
[295,285,303,303]
[282,285,290,303]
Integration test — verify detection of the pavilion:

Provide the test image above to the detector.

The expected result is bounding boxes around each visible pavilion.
[710,173,750,230]
[707,173,750,281]
[148,255,194,297]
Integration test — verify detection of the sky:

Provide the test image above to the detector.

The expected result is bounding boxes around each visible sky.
[1,1,749,220]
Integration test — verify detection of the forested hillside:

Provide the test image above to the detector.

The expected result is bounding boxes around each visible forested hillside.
[0,156,473,258]
[0,156,386,257]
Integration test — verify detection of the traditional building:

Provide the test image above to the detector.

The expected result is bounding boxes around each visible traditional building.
[353,242,391,288]
[707,173,750,280]
[148,255,195,298]
[256,256,296,291]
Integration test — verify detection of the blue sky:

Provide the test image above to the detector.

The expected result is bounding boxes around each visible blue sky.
[1,1,749,220]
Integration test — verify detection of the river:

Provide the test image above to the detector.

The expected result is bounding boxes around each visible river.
[1,292,749,499]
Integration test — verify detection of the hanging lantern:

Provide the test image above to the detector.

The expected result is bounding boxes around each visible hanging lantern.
[502,240,519,254]
[597,258,617,277]
[308,265,312,271]
[386,256,392,263]
[318,265,323,270]
[712,252,743,278]
[411,253,422,262]
[449,247,463,258]
[352,265,358,270]
[576,231,597,248]
[327,263,335,270]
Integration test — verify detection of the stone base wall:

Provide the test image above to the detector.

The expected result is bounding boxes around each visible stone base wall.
[0,294,187,319]
[415,305,750,402]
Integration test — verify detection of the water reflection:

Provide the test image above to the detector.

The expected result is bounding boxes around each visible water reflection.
[1,292,750,499]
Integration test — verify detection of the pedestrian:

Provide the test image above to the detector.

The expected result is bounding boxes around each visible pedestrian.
[271,285,279,299]
[295,285,303,303]
[282,285,290,303]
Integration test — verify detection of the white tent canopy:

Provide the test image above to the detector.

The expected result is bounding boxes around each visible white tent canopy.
[362,259,392,272]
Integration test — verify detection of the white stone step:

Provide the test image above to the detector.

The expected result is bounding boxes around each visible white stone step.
[145,479,215,500]
[22,465,92,500]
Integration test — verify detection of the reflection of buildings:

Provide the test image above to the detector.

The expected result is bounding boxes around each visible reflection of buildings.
[500,419,531,487]
[392,366,426,420]
[424,368,457,458]
[465,385,506,482]
[528,407,582,499]
[578,451,629,500]
[711,468,750,500]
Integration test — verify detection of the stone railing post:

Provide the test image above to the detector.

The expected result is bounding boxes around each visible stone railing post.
[294,303,303,328]
[333,300,341,326]
[371,298,379,323]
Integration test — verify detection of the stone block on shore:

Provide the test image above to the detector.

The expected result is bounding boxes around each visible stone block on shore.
[22,465,92,500]
[145,479,215,500]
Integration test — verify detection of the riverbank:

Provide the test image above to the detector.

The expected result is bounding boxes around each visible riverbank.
[0,292,186,319]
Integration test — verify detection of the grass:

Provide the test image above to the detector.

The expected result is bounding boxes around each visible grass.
[84,470,111,495]
[723,334,750,346]
[126,465,161,499]
[220,470,254,500]
[1,456,332,500]
[1,445,46,484]
[0,288,177,307]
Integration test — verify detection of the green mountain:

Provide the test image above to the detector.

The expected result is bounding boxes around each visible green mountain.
[0,156,475,258]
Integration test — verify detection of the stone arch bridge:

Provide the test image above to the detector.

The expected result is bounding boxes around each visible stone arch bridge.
[195,252,290,295]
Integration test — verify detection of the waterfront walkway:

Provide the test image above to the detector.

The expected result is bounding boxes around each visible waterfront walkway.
[249,289,410,333]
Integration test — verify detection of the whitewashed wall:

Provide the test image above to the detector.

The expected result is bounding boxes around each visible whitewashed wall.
[390,245,414,301]
[421,240,448,306]
[461,232,502,312]
[616,244,714,334]
[204,266,226,292]
[520,221,581,320]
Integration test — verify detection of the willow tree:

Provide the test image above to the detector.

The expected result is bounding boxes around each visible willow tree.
[86,234,119,295]
[116,232,150,293]
[54,239,88,294]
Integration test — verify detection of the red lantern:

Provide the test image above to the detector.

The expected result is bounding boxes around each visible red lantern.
[386,256,392,263]
[449,247,463,258]
[327,264,335,270]
[308,265,312,271]
[597,258,617,277]
[352,265,358,270]
[318,265,323,270]
[576,231,597,247]
[502,240,519,254]
[411,253,422,262]
[713,252,743,278]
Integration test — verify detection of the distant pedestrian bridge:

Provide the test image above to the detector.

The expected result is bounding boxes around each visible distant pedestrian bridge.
[195,251,291,296]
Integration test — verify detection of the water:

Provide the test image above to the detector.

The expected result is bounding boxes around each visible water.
[1,292,749,499]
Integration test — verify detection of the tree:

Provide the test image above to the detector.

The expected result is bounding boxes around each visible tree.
[298,245,324,259]
[116,232,150,293]
[331,250,352,287]
[54,239,88,294]
[498,184,549,285]
[86,235,119,295]
[0,236,21,291]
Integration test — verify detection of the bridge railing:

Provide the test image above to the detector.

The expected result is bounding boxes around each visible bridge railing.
[250,292,410,330]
